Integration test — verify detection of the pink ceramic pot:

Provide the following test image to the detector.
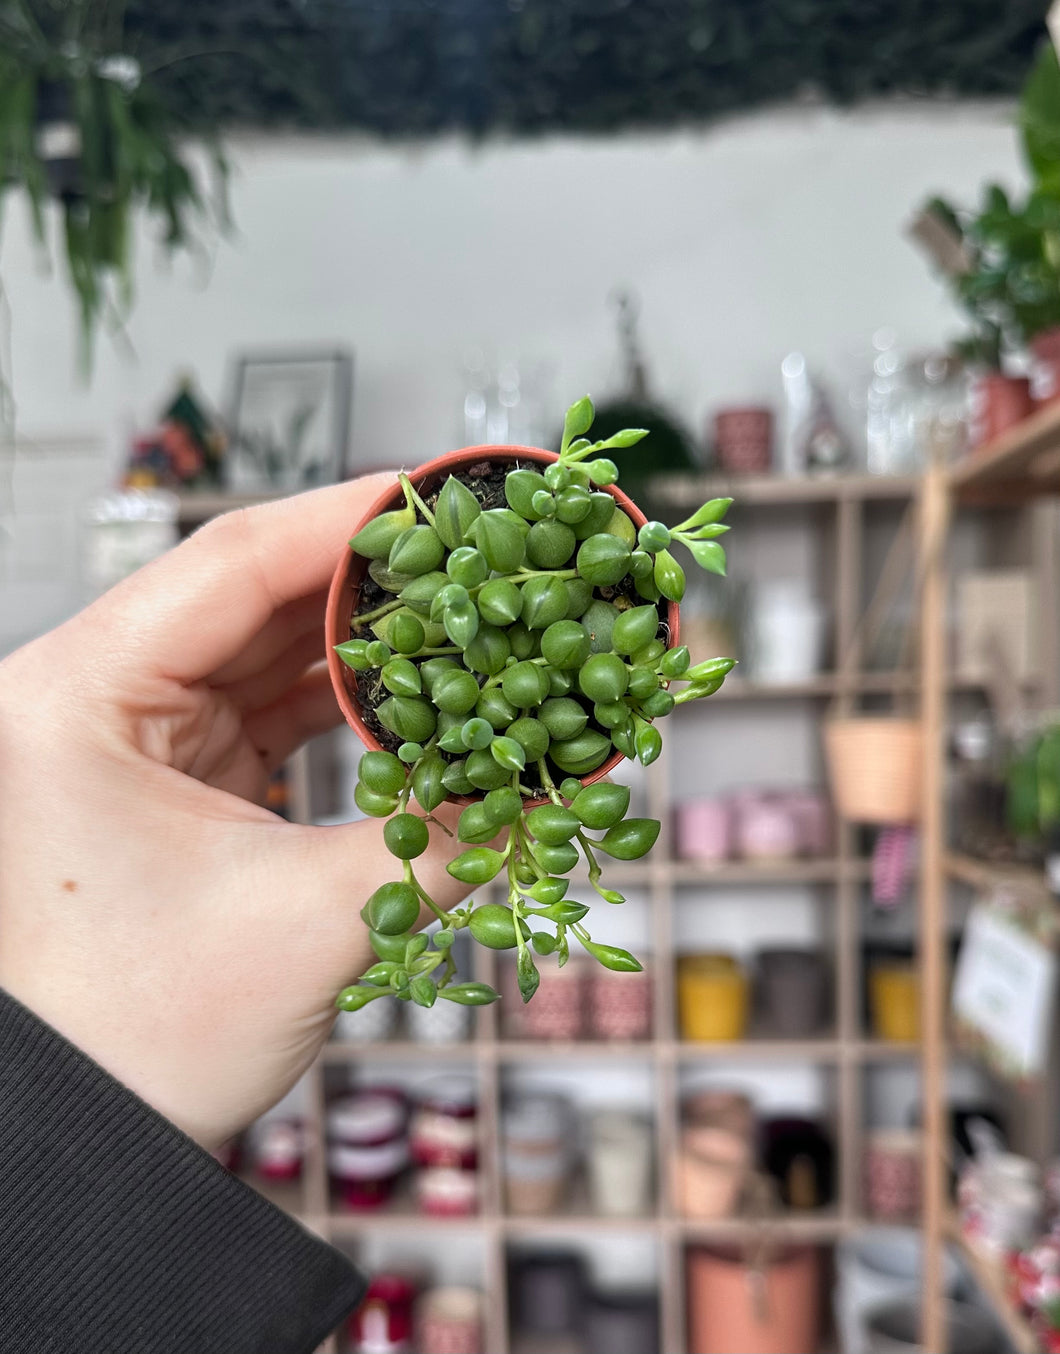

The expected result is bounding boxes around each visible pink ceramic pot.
[588,964,653,1040]
[713,407,774,475]
[676,799,733,862]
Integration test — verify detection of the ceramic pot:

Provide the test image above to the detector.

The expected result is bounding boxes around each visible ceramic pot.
[863,1298,999,1354]
[748,582,826,684]
[508,1250,585,1337]
[969,372,1033,449]
[585,1292,659,1354]
[502,1095,570,1216]
[734,794,800,860]
[869,963,919,1042]
[333,995,399,1044]
[406,995,471,1044]
[713,407,774,475]
[686,1245,821,1354]
[326,444,677,805]
[327,1092,409,1211]
[677,954,750,1041]
[865,1130,921,1221]
[676,798,733,862]
[757,948,828,1036]
[835,1228,964,1354]
[586,1111,653,1216]
[417,1287,482,1354]
[587,963,653,1040]
[676,1124,751,1219]
[502,956,585,1040]
[761,1116,834,1210]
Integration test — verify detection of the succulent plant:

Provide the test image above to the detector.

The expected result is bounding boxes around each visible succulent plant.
[334,395,734,1012]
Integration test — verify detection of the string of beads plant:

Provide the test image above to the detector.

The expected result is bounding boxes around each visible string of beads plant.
[334,396,735,1012]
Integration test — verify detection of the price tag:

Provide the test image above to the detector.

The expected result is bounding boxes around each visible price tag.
[953,900,1056,1080]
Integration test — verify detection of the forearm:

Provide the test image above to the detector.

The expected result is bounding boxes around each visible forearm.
[0,989,363,1354]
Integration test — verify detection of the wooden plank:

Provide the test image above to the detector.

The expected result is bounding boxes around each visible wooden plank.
[949,399,1060,499]
[948,1221,1040,1354]
[651,473,919,507]
[918,467,950,1353]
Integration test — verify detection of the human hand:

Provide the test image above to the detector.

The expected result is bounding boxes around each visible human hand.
[0,478,474,1149]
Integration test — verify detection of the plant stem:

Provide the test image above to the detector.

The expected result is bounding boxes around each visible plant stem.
[402,473,437,527]
[351,597,403,628]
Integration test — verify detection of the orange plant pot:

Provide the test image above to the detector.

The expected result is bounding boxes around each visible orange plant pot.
[325,443,679,804]
[686,1245,821,1354]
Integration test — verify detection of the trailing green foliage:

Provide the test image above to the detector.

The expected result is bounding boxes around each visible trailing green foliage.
[336,395,736,1014]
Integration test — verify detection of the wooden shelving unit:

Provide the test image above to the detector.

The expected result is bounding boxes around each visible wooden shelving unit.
[916,419,1060,1354]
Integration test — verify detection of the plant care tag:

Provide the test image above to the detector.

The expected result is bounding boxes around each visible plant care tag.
[953,892,1057,1081]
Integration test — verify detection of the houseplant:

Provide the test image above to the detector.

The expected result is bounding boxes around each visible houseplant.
[913,43,1060,438]
[326,395,735,1012]
[0,0,226,362]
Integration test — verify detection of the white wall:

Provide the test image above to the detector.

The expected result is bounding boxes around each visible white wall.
[1,101,1022,472]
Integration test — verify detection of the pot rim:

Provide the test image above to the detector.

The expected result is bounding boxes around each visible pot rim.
[325,442,679,806]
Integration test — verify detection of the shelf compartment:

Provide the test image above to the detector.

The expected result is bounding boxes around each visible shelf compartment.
[947,1218,1040,1354]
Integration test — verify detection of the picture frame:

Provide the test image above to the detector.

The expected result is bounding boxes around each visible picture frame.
[225,348,354,492]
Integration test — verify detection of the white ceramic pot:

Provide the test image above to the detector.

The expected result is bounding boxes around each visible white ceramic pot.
[835,1228,963,1354]
[749,582,826,683]
[586,1112,653,1217]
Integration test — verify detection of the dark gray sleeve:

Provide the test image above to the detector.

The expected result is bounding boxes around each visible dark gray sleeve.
[0,988,364,1354]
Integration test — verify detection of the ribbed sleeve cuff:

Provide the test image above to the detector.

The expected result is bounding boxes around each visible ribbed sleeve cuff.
[0,988,365,1354]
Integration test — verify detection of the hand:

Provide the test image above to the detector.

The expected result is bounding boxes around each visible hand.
[0,479,472,1149]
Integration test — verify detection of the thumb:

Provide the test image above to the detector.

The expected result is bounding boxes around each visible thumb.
[258,803,480,993]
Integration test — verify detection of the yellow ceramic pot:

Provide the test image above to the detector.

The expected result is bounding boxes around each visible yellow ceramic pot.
[677,954,749,1042]
[869,963,920,1042]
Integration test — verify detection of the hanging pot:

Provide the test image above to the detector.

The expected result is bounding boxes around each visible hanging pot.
[825,717,922,824]
[34,77,83,201]
[969,371,1033,448]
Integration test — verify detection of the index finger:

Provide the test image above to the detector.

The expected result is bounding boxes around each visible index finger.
[90,472,398,684]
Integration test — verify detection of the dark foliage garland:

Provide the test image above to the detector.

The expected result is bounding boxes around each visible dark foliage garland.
[123,0,1048,137]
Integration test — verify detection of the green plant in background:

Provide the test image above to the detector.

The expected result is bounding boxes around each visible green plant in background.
[0,0,227,363]
[334,396,735,1012]
[915,42,1060,365]
[1007,723,1060,848]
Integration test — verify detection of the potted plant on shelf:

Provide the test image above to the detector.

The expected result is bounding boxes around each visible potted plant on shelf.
[912,42,1060,441]
[0,0,227,363]
[1007,721,1060,876]
[326,396,735,1012]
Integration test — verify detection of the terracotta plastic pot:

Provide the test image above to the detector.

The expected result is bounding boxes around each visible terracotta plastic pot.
[824,717,921,824]
[686,1245,821,1354]
[969,372,1033,449]
[326,444,677,804]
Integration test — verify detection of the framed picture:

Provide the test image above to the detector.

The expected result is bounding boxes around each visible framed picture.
[226,348,353,491]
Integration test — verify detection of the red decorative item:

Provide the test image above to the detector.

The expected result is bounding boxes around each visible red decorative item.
[865,1131,922,1220]
[969,372,1033,448]
[326,444,676,807]
[588,964,653,1040]
[328,1092,409,1211]
[713,407,773,475]
[409,1078,479,1170]
[250,1118,304,1183]
[1032,327,1060,405]
[349,1274,417,1354]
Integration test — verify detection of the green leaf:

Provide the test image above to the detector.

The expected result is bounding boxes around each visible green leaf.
[674,497,733,533]
[653,549,686,602]
[382,658,422,697]
[361,962,399,986]
[470,509,527,573]
[447,847,507,885]
[577,534,632,587]
[528,876,569,905]
[571,782,630,830]
[336,985,385,1011]
[435,475,482,550]
[334,639,370,671]
[576,937,643,973]
[601,427,648,448]
[527,803,581,844]
[359,750,408,795]
[686,656,737,683]
[504,468,551,521]
[410,976,437,1008]
[686,538,727,576]
[438,982,500,1006]
[562,395,595,448]
[543,898,590,924]
[634,720,663,765]
[350,504,417,560]
[595,817,661,860]
[490,735,527,772]
[517,946,541,1002]
[405,934,430,963]
[532,931,558,955]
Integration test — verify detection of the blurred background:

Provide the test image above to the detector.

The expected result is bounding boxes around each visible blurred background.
[6,3,1060,1353]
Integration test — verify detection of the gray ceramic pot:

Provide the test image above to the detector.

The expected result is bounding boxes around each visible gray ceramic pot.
[585,1291,659,1354]
[864,1298,999,1354]
[757,947,828,1035]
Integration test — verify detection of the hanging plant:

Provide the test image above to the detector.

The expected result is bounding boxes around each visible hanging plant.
[326,396,736,1013]
[0,0,228,364]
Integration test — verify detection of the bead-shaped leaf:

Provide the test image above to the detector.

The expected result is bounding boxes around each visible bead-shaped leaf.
[562,394,595,445]
[382,658,422,696]
[674,497,732,533]
[686,538,728,576]
[389,524,444,577]
[349,504,416,560]
[577,937,643,972]
[447,847,506,884]
[438,982,500,1005]
[490,735,527,772]
[517,946,541,1003]
[594,817,661,860]
[527,803,581,845]
[653,548,686,602]
[435,475,482,550]
[470,509,526,573]
[504,468,550,521]
[577,533,632,587]
[412,751,447,813]
[571,782,630,830]
[611,604,661,655]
